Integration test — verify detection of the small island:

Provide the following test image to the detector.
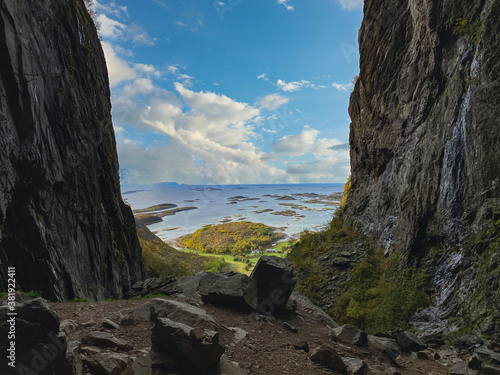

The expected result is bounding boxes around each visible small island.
[178,221,285,256]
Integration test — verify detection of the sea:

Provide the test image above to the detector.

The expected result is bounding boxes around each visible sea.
[122,183,344,247]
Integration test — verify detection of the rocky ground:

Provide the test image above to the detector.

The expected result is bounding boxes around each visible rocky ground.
[45,295,450,375]
[1,256,499,374]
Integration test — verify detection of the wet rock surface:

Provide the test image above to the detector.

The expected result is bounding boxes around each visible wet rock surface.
[343,0,500,334]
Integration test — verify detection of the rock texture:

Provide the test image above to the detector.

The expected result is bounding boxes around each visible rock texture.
[0,0,143,300]
[344,0,500,332]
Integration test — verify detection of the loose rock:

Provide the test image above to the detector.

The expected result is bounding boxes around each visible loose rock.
[310,344,348,372]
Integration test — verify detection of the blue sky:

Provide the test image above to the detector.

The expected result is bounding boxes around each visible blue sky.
[92,0,363,185]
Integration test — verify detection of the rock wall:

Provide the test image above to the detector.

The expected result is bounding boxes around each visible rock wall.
[344,0,500,332]
[0,0,144,301]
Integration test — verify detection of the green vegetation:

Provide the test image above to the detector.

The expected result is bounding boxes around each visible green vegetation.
[26,290,43,298]
[334,248,431,333]
[287,209,358,304]
[180,221,284,256]
[453,18,483,46]
[138,225,227,278]
[288,176,431,333]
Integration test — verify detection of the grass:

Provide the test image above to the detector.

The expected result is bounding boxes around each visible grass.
[180,240,294,275]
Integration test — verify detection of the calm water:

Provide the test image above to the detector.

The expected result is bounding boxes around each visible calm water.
[122,183,343,246]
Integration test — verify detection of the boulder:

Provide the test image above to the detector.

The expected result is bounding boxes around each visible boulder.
[476,347,500,366]
[456,335,484,349]
[102,319,119,330]
[367,335,401,361]
[396,331,427,352]
[61,319,79,335]
[343,357,368,375]
[282,322,298,333]
[199,272,258,311]
[124,276,181,299]
[481,365,500,375]
[293,340,310,353]
[60,341,83,375]
[250,256,296,315]
[122,352,152,375]
[81,331,132,351]
[151,317,225,375]
[310,344,348,372]
[291,291,339,328]
[83,352,129,375]
[449,361,469,375]
[332,324,367,346]
[0,299,67,375]
[219,354,248,375]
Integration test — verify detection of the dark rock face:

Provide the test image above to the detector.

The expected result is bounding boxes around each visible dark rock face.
[0,299,67,375]
[151,317,225,375]
[344,0,500,331]
[199,272,258,311]
[250,255,296,315]
[0,0,143,300]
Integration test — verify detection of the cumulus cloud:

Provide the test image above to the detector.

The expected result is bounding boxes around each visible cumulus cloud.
[271,127,350,182]
[98,14,126,39]
[96,5,156,46]
[111,70,286,184]
[101,41,137,87]
[335,0,363,10]
[257,94,290,111]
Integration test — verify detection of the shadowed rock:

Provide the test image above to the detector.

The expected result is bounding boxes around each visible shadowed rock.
[199,272,258,311]
[250,256,296,315]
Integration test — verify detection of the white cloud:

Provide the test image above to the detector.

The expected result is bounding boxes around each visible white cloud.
[98,14,126,39]
[335,0,363,10]
[96,8,156,46]
[276,79,324,92]
[332,82,354,91]
[257,73,269,81]
[101,41,137,87]
[257,94,290,111]
[166,65,179,74]
[273,127,346,157]
[272,127,350,182]
[277,0,294,11]
[112,75,286,184]
[94,0,128,19]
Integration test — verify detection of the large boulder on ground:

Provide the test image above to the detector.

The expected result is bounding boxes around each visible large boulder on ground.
[396,331,427,352]
[0,299,67,375]
[81,331,132,351]
[291,291,339,328]
[332,324,368,346]
[310,344,348,372]
[343,357,368,375]
[82,352,129,375]
[151,317,225,375]
[367,335,401,361]
[60,341,83,375]
[199,272,258,311]
[124,276,181,299]
[250,256,296,315]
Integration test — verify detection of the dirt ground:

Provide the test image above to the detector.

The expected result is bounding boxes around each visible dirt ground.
[47,295,449,375]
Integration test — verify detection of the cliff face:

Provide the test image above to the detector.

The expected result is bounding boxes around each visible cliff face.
[345,0,500,332]
[0,0,143,301]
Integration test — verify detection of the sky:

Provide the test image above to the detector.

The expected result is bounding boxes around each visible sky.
[92,0,363,185]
